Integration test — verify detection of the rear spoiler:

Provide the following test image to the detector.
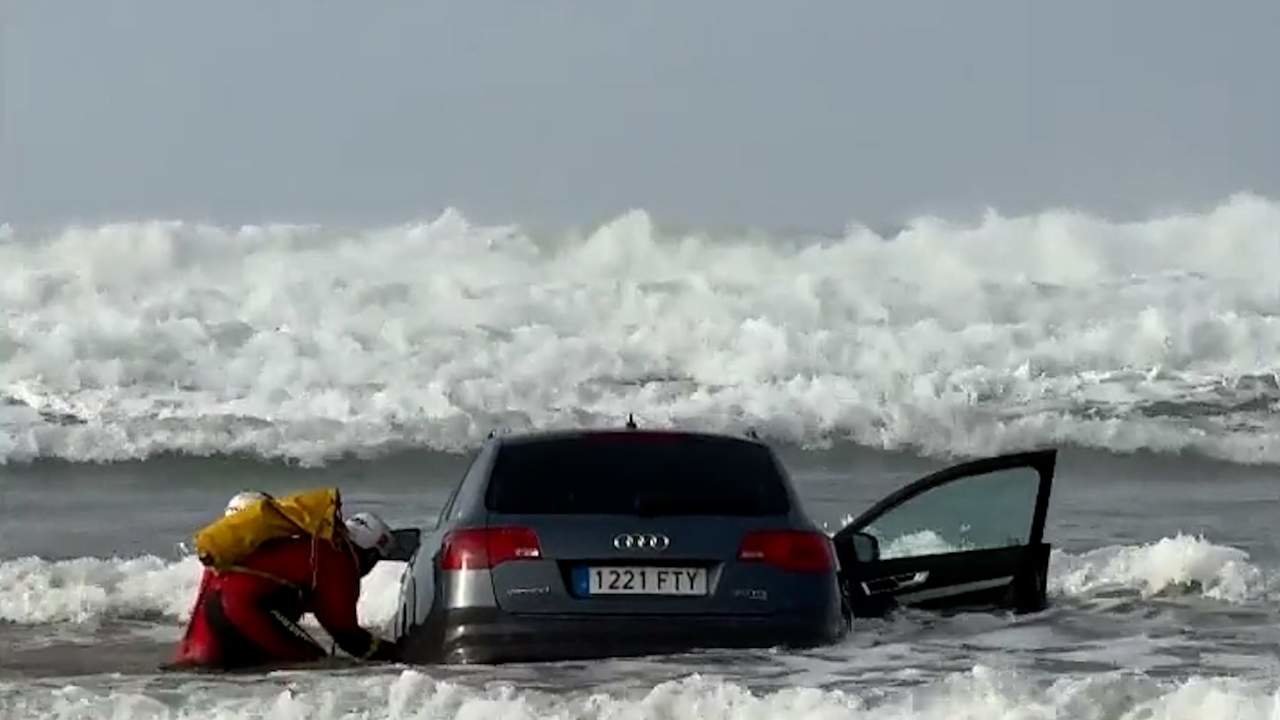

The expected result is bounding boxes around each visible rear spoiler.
[485,424,763,440]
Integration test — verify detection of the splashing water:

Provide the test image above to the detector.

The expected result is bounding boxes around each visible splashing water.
[2,195,1279,466]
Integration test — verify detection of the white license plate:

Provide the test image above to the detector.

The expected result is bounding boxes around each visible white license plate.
[587,566,707,596]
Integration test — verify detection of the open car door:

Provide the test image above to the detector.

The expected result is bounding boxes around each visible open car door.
[832,449,1056,618]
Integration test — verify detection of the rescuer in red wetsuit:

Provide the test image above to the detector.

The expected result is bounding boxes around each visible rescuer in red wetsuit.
[172,501,402,670]
[173,491,272,666]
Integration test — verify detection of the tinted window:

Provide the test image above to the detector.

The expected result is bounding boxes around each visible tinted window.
[485,434,791,516]
[862,467,1040,560]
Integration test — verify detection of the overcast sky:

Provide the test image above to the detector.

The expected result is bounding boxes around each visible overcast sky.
[3,1,1278,232]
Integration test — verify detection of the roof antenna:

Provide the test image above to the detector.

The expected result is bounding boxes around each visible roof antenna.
[625,413,637,430]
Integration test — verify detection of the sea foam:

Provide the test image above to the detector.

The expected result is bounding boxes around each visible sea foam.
[0,535,1267,628]
[2,195,1278,466]
[3,666,1278,720]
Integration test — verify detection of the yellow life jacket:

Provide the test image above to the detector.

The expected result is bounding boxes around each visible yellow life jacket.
[193,487,343,570]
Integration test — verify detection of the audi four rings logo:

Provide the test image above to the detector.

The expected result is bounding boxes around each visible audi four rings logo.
[613,533,670,551]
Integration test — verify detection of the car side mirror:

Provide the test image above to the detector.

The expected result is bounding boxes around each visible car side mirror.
[386,528,421,562]
[850,531,880,563]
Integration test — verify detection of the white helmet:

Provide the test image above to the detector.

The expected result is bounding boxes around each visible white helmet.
[344,512,394,557]
[225,491,269,516]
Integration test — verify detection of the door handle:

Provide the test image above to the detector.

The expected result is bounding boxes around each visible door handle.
[861,571,930,595]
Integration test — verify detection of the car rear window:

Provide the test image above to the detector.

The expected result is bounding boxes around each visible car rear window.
[485,433,792,516]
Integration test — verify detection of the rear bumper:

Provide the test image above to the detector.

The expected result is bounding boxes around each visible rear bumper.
[400,607,848,665]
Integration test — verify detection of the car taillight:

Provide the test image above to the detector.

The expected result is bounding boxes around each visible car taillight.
[737,530,835,573]
[440,527,542,570]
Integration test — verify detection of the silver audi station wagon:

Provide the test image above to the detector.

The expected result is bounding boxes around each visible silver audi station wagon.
[390,427,1056,664]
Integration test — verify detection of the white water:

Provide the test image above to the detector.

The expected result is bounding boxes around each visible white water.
[876,530,973,560]
[1,535,1267,630]
[4,666,1279,720]
[3,194,1279,466]
[1048,533,1271,603]
[0,556,407,632]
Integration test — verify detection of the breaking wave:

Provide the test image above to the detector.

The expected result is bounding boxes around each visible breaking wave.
[2,193,1279,466]
[1048,533,1270,604]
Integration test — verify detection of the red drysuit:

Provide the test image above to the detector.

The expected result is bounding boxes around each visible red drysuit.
[172,536,395,669]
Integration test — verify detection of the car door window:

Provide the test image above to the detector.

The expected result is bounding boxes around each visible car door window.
[862,466,1040,559]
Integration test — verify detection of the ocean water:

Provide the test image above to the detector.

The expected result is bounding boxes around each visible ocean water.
[3,196,1280,718]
